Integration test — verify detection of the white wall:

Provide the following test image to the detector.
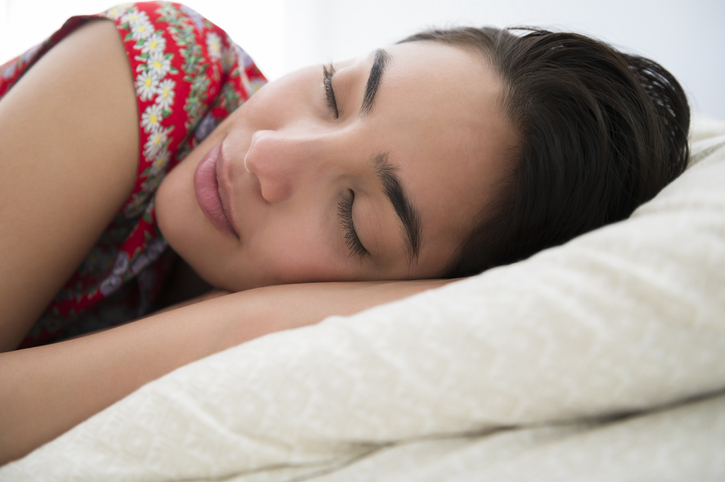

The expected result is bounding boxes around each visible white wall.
[0,0,288,77]
[1,0,723,118]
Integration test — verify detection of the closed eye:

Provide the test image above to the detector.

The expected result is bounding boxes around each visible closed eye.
[322,63,339,118]
[338,190,369,260]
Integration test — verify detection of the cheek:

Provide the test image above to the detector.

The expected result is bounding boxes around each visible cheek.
[236,70,318,128]
[245,217,349,286]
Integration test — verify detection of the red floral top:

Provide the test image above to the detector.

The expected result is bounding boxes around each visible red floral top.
[0,2,266,348]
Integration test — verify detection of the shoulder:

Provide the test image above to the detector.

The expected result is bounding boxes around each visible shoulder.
[0,17,139,350]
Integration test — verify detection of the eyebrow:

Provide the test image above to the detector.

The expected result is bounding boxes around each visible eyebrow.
[360,49,390,117]
[371,153,422,262]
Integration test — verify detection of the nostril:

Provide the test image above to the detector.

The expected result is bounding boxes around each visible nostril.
[259,178,292,204]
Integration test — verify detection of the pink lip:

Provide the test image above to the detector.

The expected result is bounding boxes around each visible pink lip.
[194,144,239,239]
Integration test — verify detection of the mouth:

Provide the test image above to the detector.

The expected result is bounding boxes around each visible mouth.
[193,144,240,239]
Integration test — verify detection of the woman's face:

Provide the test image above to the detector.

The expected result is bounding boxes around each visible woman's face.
[156,41,515,291]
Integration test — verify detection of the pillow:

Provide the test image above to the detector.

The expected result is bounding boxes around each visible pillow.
[3,118,725,481]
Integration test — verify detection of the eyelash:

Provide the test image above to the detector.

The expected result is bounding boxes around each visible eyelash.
[325,65,363,260]
[338,191,369,260]
[322,63,339,118]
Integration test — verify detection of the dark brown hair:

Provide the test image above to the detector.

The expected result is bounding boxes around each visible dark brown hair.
[401,27,690,277]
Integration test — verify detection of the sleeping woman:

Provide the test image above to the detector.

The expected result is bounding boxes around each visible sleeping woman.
[0,2,689,464]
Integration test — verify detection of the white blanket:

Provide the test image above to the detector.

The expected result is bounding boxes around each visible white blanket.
[2,118,725,481]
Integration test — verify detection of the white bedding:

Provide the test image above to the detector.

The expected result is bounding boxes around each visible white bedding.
[2,118,724,481]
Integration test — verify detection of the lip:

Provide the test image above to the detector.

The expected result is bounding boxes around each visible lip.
[193,144,239,239]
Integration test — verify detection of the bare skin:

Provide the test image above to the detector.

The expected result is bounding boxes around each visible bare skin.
[0,20,454,464]
[0,19,138,351]
[0,21,452,464]
[0,278,449,465]
[155,40,511,291]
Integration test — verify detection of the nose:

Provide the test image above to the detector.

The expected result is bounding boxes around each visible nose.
[243,129,325,203]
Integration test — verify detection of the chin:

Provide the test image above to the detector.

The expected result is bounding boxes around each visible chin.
[156,171,203,267]
[155,172,183,244]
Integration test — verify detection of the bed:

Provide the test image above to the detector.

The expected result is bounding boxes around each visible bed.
[1,117,724,481]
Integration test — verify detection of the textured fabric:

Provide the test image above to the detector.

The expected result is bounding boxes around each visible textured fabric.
[0,2,266,347]
[2,118,724,480]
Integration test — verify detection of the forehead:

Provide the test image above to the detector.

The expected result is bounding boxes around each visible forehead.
[367,41,514,276]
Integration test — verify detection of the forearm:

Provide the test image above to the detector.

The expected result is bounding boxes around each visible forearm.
[0,279,448,465]
[0,287,305,465]
[0,295,239,465]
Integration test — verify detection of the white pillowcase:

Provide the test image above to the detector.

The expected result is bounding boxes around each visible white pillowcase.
[3,118,725,481]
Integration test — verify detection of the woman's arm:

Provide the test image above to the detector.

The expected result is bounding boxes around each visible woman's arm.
[0,278,449,465]
[0,19,138,350]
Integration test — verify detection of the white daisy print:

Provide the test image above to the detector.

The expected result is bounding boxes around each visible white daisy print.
[144,126,170,160]
[155,79,176,110]
[121,8,150,27]
[148,147,170,177]
[136,32,166,55]
[206,32,222,60]
[131,19,154,41]
[99,273,123,297]
[141,104,163,133]
[135,70,159,101]
[105,4,131,20]
[221,43,236,74]
[147,51,172,78]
